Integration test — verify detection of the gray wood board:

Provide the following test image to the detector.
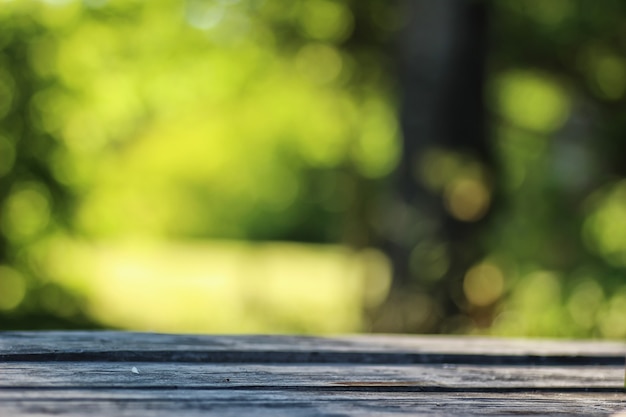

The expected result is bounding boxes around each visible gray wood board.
[0,390,626,417]
[1,331,625,365]
[1,389,625,416]
[1,331,625,416]
[0,362,623,389]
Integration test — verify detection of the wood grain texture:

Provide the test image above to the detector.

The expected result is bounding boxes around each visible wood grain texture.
[1,331,624,364]
[2,390,626,417]
[0,331,625,416]
[0,363,622,389]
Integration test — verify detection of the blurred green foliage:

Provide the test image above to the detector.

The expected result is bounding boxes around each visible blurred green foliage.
[1,0,626,337]
[483,0,626,338]
[0,0,400,331]
[8,0,399,242]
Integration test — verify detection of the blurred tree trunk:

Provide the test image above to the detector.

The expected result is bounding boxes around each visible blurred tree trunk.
[369,0,496,333]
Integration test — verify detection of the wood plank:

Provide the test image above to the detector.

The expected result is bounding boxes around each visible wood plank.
[0,389,625,416]
[1,331,624,365]
[1,332,625,416]
[0,363,622,390]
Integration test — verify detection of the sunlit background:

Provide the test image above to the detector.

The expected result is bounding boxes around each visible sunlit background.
[1,0,626,338]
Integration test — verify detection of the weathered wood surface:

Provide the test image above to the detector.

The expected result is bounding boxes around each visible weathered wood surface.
[0,331,625,416]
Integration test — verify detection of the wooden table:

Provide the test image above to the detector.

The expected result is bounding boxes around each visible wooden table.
[1,331,625,416]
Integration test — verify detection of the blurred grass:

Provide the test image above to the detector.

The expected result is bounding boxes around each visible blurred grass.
[37,238,391,333]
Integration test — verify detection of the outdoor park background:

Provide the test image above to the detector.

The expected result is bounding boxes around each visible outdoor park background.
[1,0,626,338]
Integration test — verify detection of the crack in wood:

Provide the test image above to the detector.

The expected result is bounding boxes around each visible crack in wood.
[1,351,623,366]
